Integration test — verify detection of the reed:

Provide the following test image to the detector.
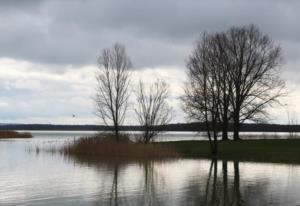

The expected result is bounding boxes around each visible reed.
[62,133,178,159]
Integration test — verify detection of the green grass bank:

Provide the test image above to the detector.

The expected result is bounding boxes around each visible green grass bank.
[159,139,300,164]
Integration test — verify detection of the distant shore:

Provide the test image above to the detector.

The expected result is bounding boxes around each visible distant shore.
[1,123,300,133]
[160,139,300,164]
[0,130,32,139]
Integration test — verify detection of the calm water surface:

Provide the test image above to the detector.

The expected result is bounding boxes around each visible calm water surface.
[0,131,300,205]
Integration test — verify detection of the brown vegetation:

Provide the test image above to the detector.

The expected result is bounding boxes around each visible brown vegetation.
[0,130,32,139]
[62,133,179,159]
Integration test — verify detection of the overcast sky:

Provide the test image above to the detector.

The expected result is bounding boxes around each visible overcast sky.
[0,0,300,124]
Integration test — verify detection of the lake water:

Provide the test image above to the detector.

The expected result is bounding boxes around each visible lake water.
[1,131,300,205]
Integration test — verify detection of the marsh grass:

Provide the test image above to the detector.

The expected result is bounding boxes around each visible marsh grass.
[160,139,300,164]
[62,133,179,159]
[0,130,32,139]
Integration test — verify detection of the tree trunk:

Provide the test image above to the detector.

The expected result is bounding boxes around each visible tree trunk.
[213,131,218,156]
[222,120,229,141]
[233,122,240,141]
[233,108,241,141]
[115,125,119,142]
[222,86,229,141]
[211,119,219,157]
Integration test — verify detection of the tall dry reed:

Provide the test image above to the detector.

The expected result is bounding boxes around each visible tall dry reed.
[62,133,178,159]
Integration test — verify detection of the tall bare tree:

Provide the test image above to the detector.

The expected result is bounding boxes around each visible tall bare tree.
[183,32,234,145]
[214,33,234,141]
[134,79,172,143]
[225,25,285,140]
[182,33,223,155]
[95,43,132,141]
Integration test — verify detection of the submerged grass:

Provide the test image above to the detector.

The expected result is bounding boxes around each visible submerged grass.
[159,139,300,164]
[0,130,32,139]
[62,133,179,159]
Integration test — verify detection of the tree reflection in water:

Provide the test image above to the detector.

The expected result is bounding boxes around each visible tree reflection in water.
[104,160,165,206]
[109,164,119,206]
[68,155,273,206]
[181,160,273,206]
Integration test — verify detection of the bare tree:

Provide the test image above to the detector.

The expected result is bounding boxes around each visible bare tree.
[183,25,285,147]
[225,25,285,140]
[183,32,234,146]
[214,33,234,141]
[134,79,172,143]
[95,43,132,141]
[182,33,223,155]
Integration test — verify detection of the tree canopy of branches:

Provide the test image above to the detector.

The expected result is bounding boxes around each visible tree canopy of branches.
[183,25,285,154]
[182,33,224,155]
[134,79,172,143]
[225,25,285,140]
[95,43,132,141]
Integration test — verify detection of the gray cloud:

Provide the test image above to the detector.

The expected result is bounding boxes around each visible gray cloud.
[0,0,300,68]
[0,0,300,124]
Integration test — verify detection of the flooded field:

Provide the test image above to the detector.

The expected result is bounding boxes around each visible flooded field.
[0,131,299,205]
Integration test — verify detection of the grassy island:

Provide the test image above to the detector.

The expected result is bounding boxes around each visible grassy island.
[61,133,300,164]
[0,130,32,139]
[159,139,300,164]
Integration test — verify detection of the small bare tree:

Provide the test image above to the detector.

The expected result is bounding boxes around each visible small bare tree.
[95,43,132,141]
[134,79,172,143]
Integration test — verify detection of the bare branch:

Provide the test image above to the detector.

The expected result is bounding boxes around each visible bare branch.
[95,43,132,140]
[134,79,172,143]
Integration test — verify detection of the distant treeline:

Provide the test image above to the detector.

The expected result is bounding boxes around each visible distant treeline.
[0,122,299,133]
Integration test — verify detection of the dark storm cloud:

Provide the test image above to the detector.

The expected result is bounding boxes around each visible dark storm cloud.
[0,0,300,68]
